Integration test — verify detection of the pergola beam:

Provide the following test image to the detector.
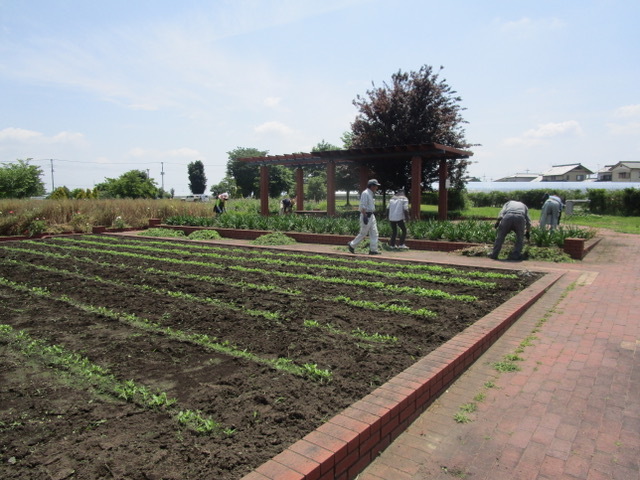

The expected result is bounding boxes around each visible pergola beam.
[238,143,473,219]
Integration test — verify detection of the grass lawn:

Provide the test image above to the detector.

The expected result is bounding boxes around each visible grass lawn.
[420,205,640,234]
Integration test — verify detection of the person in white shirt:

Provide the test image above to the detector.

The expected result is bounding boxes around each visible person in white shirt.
[348,179,381,255]
[387,188,410,249]
[539,193,563,230]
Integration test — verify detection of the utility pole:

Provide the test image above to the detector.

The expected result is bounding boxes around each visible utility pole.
[50,159,55,191]
[161,162,165,190]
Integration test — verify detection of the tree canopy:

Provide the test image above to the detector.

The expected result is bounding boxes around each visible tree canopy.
[225,147,293,197]
[350,65,471,191]
[95,170,158,199]
[0,159,46,199]
[187,160,207,194]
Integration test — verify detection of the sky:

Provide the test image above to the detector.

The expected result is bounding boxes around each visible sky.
[1,0,639,196]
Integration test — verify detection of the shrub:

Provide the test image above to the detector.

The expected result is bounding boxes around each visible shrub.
[188,229,222,241]
[252,232,297,246]
[142,228,186,238]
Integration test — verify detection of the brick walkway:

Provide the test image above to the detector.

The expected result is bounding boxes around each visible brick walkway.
[357,231,640,480]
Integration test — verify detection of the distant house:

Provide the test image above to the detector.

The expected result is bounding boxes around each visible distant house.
[541,163,593,182]
[609,161,640,182]
[596,165,614,182]
[494,173,541,182]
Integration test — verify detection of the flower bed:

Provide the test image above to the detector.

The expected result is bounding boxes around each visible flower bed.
[0,235,544,479]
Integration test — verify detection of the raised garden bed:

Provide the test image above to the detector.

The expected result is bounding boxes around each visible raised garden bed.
[0,235,549,479]
[147,220,598,259]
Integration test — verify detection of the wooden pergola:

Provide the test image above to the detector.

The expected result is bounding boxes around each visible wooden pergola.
[238,143,473,220]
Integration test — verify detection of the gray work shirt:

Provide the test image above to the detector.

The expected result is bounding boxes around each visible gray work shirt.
[499,201,532,228]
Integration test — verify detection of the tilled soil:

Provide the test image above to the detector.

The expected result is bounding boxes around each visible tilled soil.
[0,235,542,479]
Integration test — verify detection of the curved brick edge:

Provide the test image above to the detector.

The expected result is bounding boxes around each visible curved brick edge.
[241,271,563,480]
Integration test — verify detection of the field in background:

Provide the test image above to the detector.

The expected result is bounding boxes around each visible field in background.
[1,197,637,237]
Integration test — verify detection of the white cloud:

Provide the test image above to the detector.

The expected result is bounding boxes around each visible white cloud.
[614,104,640,118]
[0,127,86,145]
[0,127,42,142]
[264,97,282,108]
[502,121,583,147]
[254,121,293,136]
[126,147,203,159]
[497,16,565,35]
[607,105,640,135]
[607,122,640,136]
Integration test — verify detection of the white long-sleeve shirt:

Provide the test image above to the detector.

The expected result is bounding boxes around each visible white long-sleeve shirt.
[388,195,409,221]
[359,188,376,213]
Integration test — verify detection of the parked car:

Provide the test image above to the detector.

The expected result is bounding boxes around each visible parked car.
[180,194,210,202]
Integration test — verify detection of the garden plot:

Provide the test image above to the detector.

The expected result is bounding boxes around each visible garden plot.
[0,235,542,479]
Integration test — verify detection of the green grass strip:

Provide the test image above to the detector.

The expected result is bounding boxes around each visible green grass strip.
[7,242,477,302]
[0,324,229,435]
[333,295,437,318]
[1,244,301,297]
[92,234,519,279]
[303,320,398,343]
[1,257,281,322]
[47,237,497,288]
[0,275,332,383]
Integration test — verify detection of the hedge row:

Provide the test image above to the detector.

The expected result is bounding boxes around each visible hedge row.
[466,188,640,216]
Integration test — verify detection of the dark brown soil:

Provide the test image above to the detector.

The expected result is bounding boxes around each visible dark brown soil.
[0,235,542,479]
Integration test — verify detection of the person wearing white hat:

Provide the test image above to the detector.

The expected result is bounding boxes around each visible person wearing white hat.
[214,193,229,214]
[348,179,381,255]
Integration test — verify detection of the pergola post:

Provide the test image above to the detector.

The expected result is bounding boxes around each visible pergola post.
[410,156,422,220]
[260,164,270,216]
[358,164,369,192]
[327,160,336,216]
[295,166,304,211]
[438,159,448,221]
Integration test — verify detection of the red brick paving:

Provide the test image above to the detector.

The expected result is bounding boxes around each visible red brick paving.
[357,231,640,480]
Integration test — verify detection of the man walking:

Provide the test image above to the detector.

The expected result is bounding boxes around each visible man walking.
[489,200,532,260]
[348,179,381,255]
[387,188,410,249]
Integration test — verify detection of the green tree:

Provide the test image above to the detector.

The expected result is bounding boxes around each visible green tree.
[187,160,207,194]
[226,147,268,197]
[0,159,46,198]
[267,165,294,197]
[307,173,327,201]
[210,176,238,198]
[350,65,471,192]
[95,170,158,198]
[48,186,71,199]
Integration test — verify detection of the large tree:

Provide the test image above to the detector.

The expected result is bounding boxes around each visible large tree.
[0,159,46,198]
[226,146,293,198]
[95,170,158,198]
[350,65,471,191]
[226,147,268,197]
[187,160,207,194]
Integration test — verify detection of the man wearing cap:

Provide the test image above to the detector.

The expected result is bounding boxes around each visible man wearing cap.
[348,179,381,255]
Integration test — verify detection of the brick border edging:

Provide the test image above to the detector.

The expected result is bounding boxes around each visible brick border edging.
[148,223,479,253]
[145,222,599,257]
[241,271,563,480]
